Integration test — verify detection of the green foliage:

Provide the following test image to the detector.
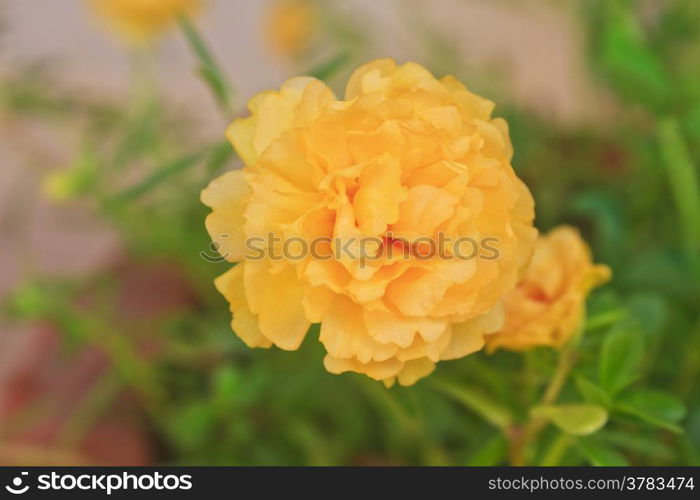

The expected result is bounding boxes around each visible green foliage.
[616,390,686,433]
[599,326,645,396]
[577,439,630,466]
[657,118,700,259]
[576,377,611,408]
[587,0,671,111]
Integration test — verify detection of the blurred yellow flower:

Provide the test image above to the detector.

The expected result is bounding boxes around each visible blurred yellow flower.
[42,169,83,202]
[87,0,201,44]
[486,226,611,352]
[203,59,537,386]
[265,0,315,58]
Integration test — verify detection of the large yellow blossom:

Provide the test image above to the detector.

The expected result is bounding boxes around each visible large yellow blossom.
[87,0,201,44]
[203,59,537,386]
[486,226,611,352]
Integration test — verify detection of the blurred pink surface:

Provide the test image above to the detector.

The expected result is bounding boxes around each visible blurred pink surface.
[0,324,154,465]
[0,261,196,465]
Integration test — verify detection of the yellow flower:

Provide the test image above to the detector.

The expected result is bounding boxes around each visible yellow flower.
[265,0,315,58]
[203,59,537,386]
[87,0,201,44]
[486,225,611,352]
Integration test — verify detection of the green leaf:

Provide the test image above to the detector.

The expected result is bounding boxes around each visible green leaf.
[615,389,687,433]
[616,406,683,433]
[531,404,608,436]
[599,429,675,460]
[8,281,55,317]
[625,389,686,422]
[212,366,240,413]
[570,191,624,262]
[585,308,627,331]
[625,293,668,337]
[598,327,645,395]
[576,376,612,407]
[168,401,214,450]
[113,142,227,201]
[43,147,100,201]
[577,440,629,466]
[465,433,508,466]
[592,1,670,110]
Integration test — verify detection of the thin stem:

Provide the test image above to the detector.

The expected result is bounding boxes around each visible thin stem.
[177,15,233,115]
[429,377,513,431]
[55,370,121,448]
[539,432,574,466]
[657,118,700,280]
[679,319,700,396]
[111,142,225,202]
[510,340,580,466]
[356,377,448,464]
[541,346,579,405]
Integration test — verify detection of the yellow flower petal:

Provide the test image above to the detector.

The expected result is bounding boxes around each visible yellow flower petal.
[364,308,449,348]
[323,354,404,381]
[397,358,435,386]
[214,265,272,348]
[206,59,539,385]
[441,303,504,360]
[202,170,250,262]
[87,0,201,44]
[244,260,310,350]
[319,295,399,363]
[390,185,459,240]
[227,77,334,167]
[487,226,611,351]
[354,154,406,235]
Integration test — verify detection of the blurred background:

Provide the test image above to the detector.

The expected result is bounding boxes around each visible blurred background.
[1,0,699,465]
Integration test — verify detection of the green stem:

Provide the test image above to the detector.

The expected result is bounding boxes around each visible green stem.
[130,47,158,110]
[356,377,449,464]
[657,118,700,264]
[541,346,578,406]
[111,141,228,202]
[177,15,233,115]
[428,377,513,431]
[356,377,415,432]
[52,304,166,423]
[305,52,351,80]
[510,340,580,465]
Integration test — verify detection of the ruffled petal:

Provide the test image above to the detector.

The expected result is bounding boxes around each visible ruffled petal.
[244,260,310,350]
[214,265,272,348]
[202,169,250,262]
